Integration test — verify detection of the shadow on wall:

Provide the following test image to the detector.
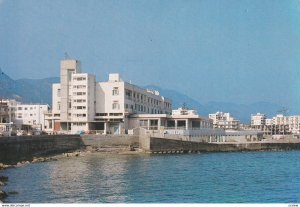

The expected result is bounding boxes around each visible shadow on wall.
[0,135,84,164]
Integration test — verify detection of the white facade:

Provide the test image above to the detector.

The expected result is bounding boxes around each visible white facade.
[209,112,240,130]
[0,99,49,134]
[46,59,172,134]
[14,104,49,130]
[128,107,213,131]
[250,113,300,135]
[251,113,266,127]
[0,99,17,124]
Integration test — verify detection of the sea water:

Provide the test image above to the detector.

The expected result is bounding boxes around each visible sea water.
[2,151,300,203]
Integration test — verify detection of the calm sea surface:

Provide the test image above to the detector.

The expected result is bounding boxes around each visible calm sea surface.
[2,151,300,203]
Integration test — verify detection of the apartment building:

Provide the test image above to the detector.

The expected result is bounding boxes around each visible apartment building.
[0,99,49,135]
[250,113,300,135]
[0,99,17,124]
[45,59,172,134]
[0,99,17,135]
[251,113,266,128]
[14,104,50,131]
[208,112,240,130]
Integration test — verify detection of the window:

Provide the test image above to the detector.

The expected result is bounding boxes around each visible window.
[57,102,61,110]
[18,107,22,110]
[73,77,86,81]
[74,99,86,103]
[73,92,86,96]
[139,120,148,127]
[125,90,132,97]
[112,87,119,96]
[74,114,86,117]
[74,106,86,110]
[73,85,86,89]
[112,101,120,110]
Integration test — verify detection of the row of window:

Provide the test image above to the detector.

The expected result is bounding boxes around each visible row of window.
[73,85,86,89]
[73,77,86,81]
[17,107,42,110]
[73,122,86,126]
[73,114,87,117]
[125,103,164,114]
[73,92,86,96]
[125,89,171,109]
[73,106,86,110]
[73,99,86,103]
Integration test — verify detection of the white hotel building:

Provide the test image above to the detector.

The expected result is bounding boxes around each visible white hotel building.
[45,59,173,134]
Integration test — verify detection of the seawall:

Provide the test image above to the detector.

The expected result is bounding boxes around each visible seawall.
[1,134,300,164]
[81,134,139,148]
[0,135,83,164]
[143,136,300,153]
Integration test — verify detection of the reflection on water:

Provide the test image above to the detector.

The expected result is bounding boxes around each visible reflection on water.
[2,151,300,203]
[49,154,135,202]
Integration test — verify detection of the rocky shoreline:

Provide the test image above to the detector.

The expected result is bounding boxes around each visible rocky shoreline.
[0,145,139,203]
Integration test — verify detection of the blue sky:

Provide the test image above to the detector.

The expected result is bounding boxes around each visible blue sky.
[1,0,300,111]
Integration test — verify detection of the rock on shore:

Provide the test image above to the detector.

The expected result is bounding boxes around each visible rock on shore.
[0,163,12,170]
[0,176,8,202]
[0,190,7,200]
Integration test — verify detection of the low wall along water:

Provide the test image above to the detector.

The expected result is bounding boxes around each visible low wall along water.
[139,136,300,153]
[0,135,83,164]
[1,134,300,164]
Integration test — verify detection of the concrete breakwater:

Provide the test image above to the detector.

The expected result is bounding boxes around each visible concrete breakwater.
[0,135,84,164]
[1,134,300,164]
[140,136,300,153]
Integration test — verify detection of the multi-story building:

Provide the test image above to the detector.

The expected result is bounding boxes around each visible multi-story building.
[208,112,240,130]
[250,113,300,135]
[0,99,17,135]
[0,99,17,124]
[14,104,50,131]
[45,59,172,134]
[251,113,266,129]
[0,99,49,135]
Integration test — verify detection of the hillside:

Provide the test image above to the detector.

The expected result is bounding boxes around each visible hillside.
[0,70,59,105]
